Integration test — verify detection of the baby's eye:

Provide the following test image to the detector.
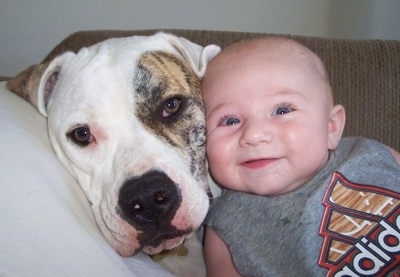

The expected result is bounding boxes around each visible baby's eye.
[273,104,295,115]
[220,116,240,126]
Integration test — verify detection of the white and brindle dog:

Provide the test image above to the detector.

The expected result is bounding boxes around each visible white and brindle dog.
[7,32,220,276]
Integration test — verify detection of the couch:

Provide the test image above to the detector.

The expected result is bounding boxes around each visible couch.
[1,29,399,277]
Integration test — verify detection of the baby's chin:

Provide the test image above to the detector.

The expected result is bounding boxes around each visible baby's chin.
[241,177,304,196]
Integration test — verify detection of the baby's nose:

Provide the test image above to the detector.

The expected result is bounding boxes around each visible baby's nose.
[239,119,272,147]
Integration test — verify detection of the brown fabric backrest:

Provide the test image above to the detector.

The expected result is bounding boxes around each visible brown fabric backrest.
[43,29,400,150]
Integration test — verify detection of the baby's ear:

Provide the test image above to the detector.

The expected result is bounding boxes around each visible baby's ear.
[327,104,346,150]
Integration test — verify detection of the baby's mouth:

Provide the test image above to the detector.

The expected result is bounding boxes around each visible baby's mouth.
[242,158,278,169]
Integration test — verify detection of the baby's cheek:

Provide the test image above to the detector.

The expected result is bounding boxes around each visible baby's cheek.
[206,138,218,159]
[206,145,223,171]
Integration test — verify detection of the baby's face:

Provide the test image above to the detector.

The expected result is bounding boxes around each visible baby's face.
[203,50,334,195]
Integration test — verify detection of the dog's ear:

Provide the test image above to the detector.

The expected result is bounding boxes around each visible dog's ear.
[7,52,74,117]
[158,33,221,78]
[6,62,51,114]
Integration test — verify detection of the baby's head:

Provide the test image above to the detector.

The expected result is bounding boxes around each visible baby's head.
[203,37,334,107]
[203,37,345,195]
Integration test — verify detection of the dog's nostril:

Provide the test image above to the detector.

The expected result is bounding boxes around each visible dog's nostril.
[118,170,181,226]
[155,192,168,203]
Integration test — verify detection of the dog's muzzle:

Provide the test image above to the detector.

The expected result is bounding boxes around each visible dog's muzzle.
[118,170,189,247]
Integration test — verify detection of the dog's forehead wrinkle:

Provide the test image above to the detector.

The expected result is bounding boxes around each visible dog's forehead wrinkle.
[52,63,134,118]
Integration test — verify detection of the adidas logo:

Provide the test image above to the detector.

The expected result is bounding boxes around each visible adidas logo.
[318,172,400,276]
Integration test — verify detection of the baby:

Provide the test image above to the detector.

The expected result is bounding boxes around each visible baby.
[202,37,400,276]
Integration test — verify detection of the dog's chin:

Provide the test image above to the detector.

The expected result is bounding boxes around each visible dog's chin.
[143,236,188,255]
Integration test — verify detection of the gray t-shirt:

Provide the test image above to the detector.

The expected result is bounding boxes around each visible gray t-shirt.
[205,137,400,277]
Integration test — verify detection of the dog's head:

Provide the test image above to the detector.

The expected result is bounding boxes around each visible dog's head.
[7,32,220,256]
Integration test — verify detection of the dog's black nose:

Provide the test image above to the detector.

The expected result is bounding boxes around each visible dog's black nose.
[118,170,181,226]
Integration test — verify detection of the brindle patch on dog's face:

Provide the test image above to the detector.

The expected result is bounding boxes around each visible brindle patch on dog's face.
[133,51,207,183]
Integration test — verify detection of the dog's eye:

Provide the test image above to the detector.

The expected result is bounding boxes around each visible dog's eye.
[68,126,93,146]
[163,98,182,118]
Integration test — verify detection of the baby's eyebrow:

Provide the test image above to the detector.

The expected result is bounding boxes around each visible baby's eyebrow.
[270,89,307,100]
[206,101,235,120]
